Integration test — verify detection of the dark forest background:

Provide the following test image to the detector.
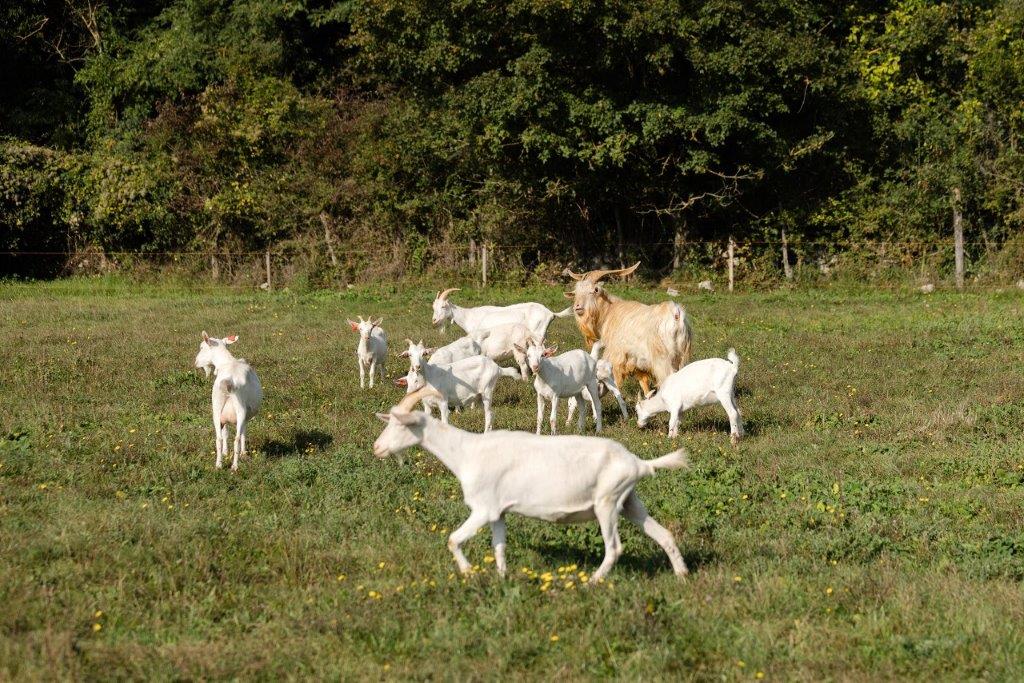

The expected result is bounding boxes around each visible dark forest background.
[2,0,1023,282]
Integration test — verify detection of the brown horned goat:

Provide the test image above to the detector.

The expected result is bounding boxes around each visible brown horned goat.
[564,262,693,395]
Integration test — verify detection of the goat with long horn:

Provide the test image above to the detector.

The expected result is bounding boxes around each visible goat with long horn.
[564,261,692,395]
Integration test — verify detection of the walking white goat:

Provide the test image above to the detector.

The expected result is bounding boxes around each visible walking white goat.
[396,340,519,432]
[431,288,572,340]
[515,338,603,435]
[372,386,691,581]
[566,341,629,425]
[635,349,743,444]
[347,316,387,388]
[194,332,262,471]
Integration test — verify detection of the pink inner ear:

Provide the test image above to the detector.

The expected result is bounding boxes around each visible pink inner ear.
[349,322,359,331]
[225,335,238,343]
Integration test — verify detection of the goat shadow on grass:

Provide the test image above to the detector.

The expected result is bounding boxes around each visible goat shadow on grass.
[682,414,761,439]
[262,429,334,459]
[526,540,717,577]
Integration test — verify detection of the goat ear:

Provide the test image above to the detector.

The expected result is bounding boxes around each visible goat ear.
[202,331,210,343]
[543,345,558,357]
[224,335,238,344]
[644,389,656,399]
[347,319,358,331]
[423,347,435,356]
[372,317,383,327]
[399,350,410,358]
[563,291,575,299]
[374,412,392,423]
[512,343,525,353]
[394,377,408,387]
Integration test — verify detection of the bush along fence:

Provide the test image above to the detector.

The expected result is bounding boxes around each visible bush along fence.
[1,233,1021,291]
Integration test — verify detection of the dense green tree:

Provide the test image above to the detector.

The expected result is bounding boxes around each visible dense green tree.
[2,0,1023,279]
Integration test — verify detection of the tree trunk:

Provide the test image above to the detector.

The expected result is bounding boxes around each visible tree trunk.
[320,212,338,267]
[673,218,685,272]
[781,229,793,280]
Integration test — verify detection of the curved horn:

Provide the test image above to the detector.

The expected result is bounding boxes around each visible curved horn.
[565,269,585,281]
[585,261,641,283]
[396,385,443,412]
[437,287,460,300]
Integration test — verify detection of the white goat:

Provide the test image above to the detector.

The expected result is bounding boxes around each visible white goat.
[396,340,519,432]
[194,332,262,472]
[566,341,629,425]
[372,386,690,581]
[636,349,743,444]
[472,322,532,380]
[347,316,387,388]
[431,288,572,340]
[516,338,602,435]
[427,334,483,367]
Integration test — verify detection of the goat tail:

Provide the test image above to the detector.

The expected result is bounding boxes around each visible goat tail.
[499,367,523,380]
[554,306,574,318]
[727,348,739,368]
[645,448,691,475]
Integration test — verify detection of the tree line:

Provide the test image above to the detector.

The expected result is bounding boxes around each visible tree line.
[2,0,1023,280]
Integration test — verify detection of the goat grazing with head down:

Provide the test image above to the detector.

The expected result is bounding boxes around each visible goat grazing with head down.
[372,385,691,582]
[565,262,693,395]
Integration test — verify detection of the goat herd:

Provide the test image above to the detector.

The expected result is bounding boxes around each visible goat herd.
[192,263,744,582]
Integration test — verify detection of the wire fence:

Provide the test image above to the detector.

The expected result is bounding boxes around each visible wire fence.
[1,235,1021,291]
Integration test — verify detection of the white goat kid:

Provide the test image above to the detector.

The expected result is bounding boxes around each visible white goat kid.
[517,338,603,435]
[431,288,572,340]
[566,341,629,425]
[372,386,691,581]
[398,340,519,432]
[194,332,263,472]
[636,349,743,444]
[347,316,387,388]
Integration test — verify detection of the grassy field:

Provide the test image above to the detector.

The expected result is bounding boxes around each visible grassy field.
[2,278,1024,680]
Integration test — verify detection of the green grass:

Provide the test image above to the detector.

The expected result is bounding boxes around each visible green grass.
[2,278,1024,679]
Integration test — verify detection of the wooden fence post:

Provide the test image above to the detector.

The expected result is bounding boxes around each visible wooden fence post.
[781,229,793,280]
[728,236,735,293]
[265,250,272,291]
[481,243,488,287]
[953,187,964,289]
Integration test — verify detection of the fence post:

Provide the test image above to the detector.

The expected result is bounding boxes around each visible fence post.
[265,250,272,291]
[953,187,964,289]
[728,236,735,293]
[781,229,793,280]
[469,238,477,266]
[481,243,488,287]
